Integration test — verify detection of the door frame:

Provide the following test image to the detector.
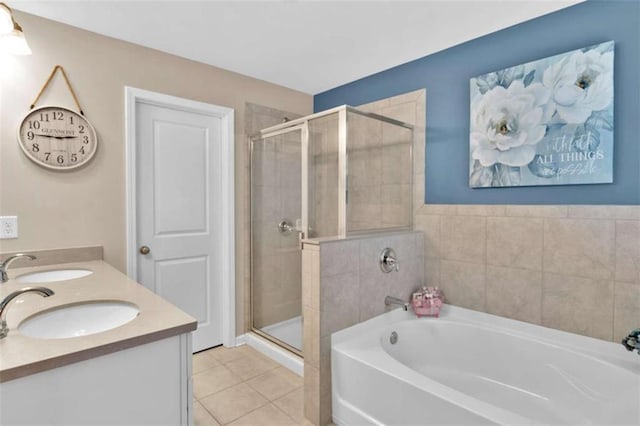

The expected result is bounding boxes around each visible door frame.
[124,86,236,347]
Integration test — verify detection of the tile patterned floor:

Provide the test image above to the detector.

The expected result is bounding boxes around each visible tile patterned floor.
[193,345,309,426]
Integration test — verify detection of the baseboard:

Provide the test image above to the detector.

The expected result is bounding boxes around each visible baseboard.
[239,332,304,376]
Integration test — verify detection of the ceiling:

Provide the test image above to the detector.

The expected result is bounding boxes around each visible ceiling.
[10,1,583,94]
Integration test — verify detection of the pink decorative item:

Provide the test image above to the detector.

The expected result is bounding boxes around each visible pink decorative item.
[411,287,444,317]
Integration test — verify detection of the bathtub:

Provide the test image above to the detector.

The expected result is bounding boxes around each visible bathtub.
[332,305,640,425]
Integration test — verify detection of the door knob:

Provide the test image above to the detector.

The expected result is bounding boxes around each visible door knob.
[139,245,151,255]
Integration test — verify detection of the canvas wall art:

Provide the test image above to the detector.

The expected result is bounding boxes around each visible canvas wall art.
[469,41,614,188]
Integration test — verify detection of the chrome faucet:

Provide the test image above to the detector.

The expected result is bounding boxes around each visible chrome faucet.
[0,286,54,338]
[1,254,36,283]
[622,328,640,355]
[385,295,408,311]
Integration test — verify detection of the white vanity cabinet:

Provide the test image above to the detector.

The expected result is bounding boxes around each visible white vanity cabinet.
[0,333,192,425]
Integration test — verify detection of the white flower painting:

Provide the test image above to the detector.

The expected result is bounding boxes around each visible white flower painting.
[469,41,614,188]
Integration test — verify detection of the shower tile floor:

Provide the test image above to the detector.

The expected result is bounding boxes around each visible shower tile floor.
[193,345,309,425]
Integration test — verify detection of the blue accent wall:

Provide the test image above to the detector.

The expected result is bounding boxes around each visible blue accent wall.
[314,1,640,205]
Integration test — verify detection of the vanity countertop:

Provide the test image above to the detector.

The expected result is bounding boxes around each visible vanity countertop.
[0,260,197,383]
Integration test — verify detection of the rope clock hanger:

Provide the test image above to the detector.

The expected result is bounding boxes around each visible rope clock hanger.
[17,65,97,171]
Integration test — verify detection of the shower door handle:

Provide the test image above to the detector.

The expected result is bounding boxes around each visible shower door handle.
[277,220,295,235]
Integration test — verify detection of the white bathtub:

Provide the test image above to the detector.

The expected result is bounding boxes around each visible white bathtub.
[332,305,640,425]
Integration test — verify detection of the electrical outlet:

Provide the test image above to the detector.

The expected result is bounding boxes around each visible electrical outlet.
[0,216,18,239]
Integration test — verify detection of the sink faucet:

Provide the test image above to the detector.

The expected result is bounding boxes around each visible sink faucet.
[0,286,54,338]
[385,295,408,311]
[1,254,36,283]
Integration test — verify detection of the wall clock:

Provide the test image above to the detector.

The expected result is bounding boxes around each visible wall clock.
[17,105,98,170]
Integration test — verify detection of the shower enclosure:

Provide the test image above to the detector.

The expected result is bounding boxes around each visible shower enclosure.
[250,106,413,354]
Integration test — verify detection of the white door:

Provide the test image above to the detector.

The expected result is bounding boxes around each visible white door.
[135,101,222,352]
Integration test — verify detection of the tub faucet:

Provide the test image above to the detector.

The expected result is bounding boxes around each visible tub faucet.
[1,254,36,283]
[0,286,54,338]
[622,328,640,355]
[385,295,408,311]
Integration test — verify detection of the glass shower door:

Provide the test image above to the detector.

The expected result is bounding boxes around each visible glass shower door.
[250,127,303,353]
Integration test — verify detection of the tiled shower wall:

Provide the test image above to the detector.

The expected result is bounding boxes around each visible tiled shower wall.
[362,89,640,344]
[346,112,413,231]
[251,131,302,328]
[307,114,340,238]
[243,103,303,332]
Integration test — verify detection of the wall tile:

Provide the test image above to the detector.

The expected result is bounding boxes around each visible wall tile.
[320,240,360,277]
[439,260,486,311]
[381,184,412,228]
[414,214,441,259]
[542,273,613,341]
[348,147,382,187]
[381,101,417,124]
[358,269,390,321]
[568,205,640,220]
[320,272,360,337]
[302,251,312,308]
[544,218,615,280]
[413,129,425,176]
[252,185,282,225]
[382,144,412,184]
[440,216,486,264]
[616,220,640,284]
[487,217,543,271]
[457,205,506,216]
[420,204,457,216]
[486,266,542,324]
[303,306,319,368]
[506,205,568,218]
[614,281,640,342]
[414,232,425,258]
[414,172,425,214]
[423,258,440,287]
[303,363,320,425]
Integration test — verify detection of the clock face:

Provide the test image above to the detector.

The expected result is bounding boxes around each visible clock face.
[17,106,98,170]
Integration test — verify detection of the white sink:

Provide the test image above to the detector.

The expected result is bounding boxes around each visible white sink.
[16,269,93,283]
[19,301,139,339]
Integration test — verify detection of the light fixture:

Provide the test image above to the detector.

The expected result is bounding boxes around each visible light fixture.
[0,3,12,34]
[0,2,31,55]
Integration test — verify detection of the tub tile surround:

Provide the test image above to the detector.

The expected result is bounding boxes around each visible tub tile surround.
[302,231,424,425]
[360,89,638,345]
[415,204,640,343]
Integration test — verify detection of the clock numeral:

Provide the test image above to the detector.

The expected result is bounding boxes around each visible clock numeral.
[31,143,39,153]
[69,116,74,125]
[71,153,78,163]
[29,120,40,130]
[83,136,89,144]
[40,113,50,122]
[78,125,85,134]
[79,146,85,155]
[27,131,35,140]
[56,155,64,165]
[53,111,64,120]
[44,152,51,161]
